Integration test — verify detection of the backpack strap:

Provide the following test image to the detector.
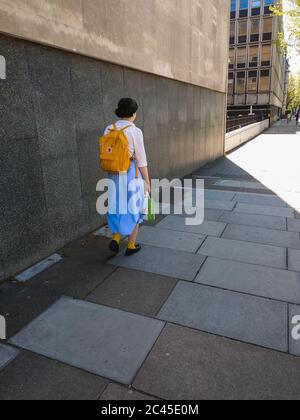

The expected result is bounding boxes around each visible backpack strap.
[108,124,118,132]
[120,124,133,132]
[108,124,132,132]
[119,124,139,177]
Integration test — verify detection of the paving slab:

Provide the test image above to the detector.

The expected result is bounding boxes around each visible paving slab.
[288,218,300,233]
[173,207,224,222]
[0,282,60,339]
[204,189,236,201]
[61,234,117,264]
[180,196,234,212]
[289,249,300,272]
[158,282,288,351]
[234,192,288,208]
[28,258,116,300]
[235,203,295,218]
[196,258,300,304]
[214,180,268,191]
[222,224,300,249]
[138,226,205,253]
[198,237,286,269]
[181,188,236,202]
[156,215,226,237]
[289,305,300,357]
[203,209,225,221]
[86,268,177,317]
[0,344,19,371]
[134,324,300,400]
[0,351,108,400]
[143,214,166,227]
[204,199,235,211]
[100,383,157,401]
[10,297,165,385]
[182,192,234,211]
[110,245,206,281]
[219,211,287,231]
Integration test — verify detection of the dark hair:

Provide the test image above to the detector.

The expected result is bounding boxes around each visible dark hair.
[115,98,138,118]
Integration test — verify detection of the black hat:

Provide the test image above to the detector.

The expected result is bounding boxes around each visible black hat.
[115,98,138,118]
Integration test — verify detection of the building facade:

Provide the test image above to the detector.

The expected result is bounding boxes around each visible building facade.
[228,0,287,121]
[0,0,230,281]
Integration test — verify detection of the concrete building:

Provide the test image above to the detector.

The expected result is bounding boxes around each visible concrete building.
[0,0,230,281]
[282,59,290,116]
[227,0,287,122]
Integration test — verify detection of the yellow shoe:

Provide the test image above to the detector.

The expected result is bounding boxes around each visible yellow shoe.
[109,234,121,254]
[125,243,142,257]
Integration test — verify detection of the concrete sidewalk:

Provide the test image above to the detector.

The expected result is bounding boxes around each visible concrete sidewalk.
[1,120,300,400]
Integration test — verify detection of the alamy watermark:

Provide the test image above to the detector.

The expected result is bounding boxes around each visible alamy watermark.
[96,177,205,226]
[0,315,6,340]
[291,315,300,341]
[0,55,6,80]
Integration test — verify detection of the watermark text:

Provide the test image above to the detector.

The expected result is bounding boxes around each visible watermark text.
[0,315,6,340]
[291,315,300,341]
[0,55,6,80]
[96,177,204,226]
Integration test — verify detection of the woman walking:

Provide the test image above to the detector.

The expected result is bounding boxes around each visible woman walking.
[102,98,150,256]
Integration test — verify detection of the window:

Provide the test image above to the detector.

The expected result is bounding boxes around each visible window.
[251,0,261,16]
[231,0,237,18]
[259,69,270,92]
[238,20,248,43]
[236,71,246,94]
[237,47,247,68]
[230,22,236,44]
[229,49,235,69]
[239,0,249,17]
[261,44,271,66]
[250,19,260,42]
[248,71,258,92]
[263,18,273,40]
[264,0,273,14]
[249,45,259,67]
[228,73,234,95]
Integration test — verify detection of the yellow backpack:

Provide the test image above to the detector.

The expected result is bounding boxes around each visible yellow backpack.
[99,124,131,173]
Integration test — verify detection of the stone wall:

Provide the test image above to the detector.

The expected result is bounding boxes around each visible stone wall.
[0,34,226,280]
[0,0,230,94]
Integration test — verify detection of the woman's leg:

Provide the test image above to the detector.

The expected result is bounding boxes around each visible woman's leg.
[126,224,142,256]
[109,233,122,253]
[128,224,139,245]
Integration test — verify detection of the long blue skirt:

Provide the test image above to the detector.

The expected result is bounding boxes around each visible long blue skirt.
[107,161,144,236]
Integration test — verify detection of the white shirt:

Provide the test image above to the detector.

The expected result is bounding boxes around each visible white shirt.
[104,120,148,168]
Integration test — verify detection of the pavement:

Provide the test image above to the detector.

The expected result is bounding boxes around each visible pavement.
[1,120,300,400]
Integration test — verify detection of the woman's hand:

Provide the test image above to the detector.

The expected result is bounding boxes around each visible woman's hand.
[144,181,151,194]
[140,167,151,195]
